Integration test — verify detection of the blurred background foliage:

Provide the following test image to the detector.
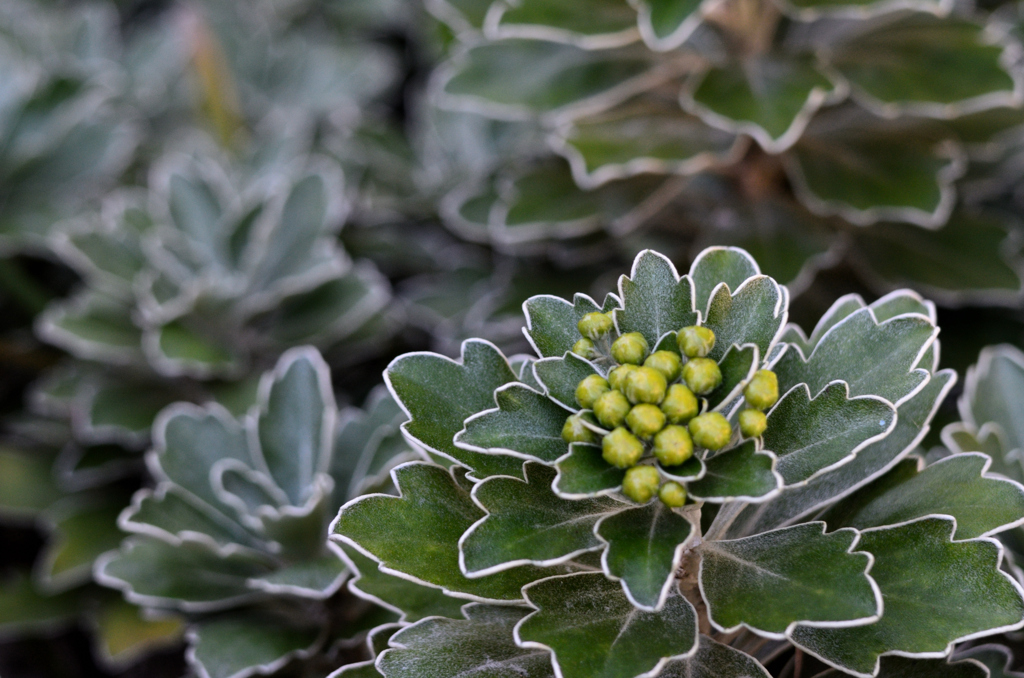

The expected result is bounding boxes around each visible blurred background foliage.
[6,0,1024,675]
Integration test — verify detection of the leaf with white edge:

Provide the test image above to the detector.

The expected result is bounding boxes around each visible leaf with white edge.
[456,384,571,464]
[553,443,626,498]
[704,276,785,363]
[614,250,697,349]
[246,552,348,598]
[378,604,553,678]
[37,496,128,592]
[823,453,1024,540]
[727,369,955,538]
[699,522,879,637]
[37,291,144,365]
[386,340,523,478]
[462,463,623,576]
[334,623,403,678]
[686,55,839,153]
[332,463,569,602]
[122,485,259,549]
[0,573,82,634]
[689,248,760,318]
[961,345,1024,451]
[82,379,180,448]
[773,306,936,406]
[791,517,1024,678]
[688,442,781,503]
[943,424,1020,482]
[596,501,694,610]
[533,354,600,411]
[763,382,896,486]
[146,320,239,378]
[92,596,183,667]
[516,572,698,678]
[657,635,770,678]
[187,617,320,678]
[0,447,62,519]
[817,655,989,678]
[492,0,637,45]
[955,644,1024,678]
[525,294,620,359]
[635,0,704,50]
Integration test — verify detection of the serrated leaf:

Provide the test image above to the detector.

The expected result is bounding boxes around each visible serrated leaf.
[657,635,770,677]
[533,353,600,410]
[707,344,758,411]
[456,384,571,464]
[378,604,553,678]
[188,617,320,678]
[38,291,143,364]
[494,0,637,42]
[791,518,1024,678]
[823,453,1024,540]
[553,443,626,498]
[387,340,523,478]
[700,522,879,636]
[764,382,896,486]
[525,293,620,359]
[955,645,1024,678]
[93,597,183,667]
[38,495,127,591]
[818,655,989,677]
[704,275,785,363]
[246,552,347,598]
[122,485,258,549]
[688,441,780,502]
[635,0,703,49]
[689,247,760,317]
[0,447,62,518]
[961,346,1024,451]
[147,320,239,377]
[83,378,179,447]
[614,250,697,348]
[516,572,698,678]
[596,500,694,610]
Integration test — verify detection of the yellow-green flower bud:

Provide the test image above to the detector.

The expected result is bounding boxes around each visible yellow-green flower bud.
[625,366,668,405]
[602,427,644,469]
[659,481,687,508]
[643,350,682,382]
[683,357,722,395]
[593,389,631,429]
[608,364,637,391]
[652,425,694,466]
[626,404,666,440]
[739,409,768,439]
[572,338,596,359]
[744,370,779,411]
[562,414,598,444]
[611,332,649,365]
[578,312,614,340]
[677,326,715,358]
[689,412,732,451]
[622,465,660,503]
[575,374,610,409]
[661,384,699,424]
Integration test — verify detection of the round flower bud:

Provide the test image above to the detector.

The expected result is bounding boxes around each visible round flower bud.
[652,425,694,466]
[624,366,668,405]
[594,389,631,429]
[608,364,637,391]
[683,357,723,395]
[572,338,596,359]
[578,312,614,340]
[739,409,768,439]
[677,326,715,358]
[562,414,598,444]
[688,412,732,451]
[659,481,687,508]
[622,465,660,503]
[744,370,779,411]
[626,404,666,440]
[643,350,682,382]
[602,427,644,469]
[661,384,699,424]
[611,332,649,365]
[576,374,610,409]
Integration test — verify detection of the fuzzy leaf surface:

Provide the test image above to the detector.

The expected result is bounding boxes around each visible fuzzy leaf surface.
[688,442,780,502]
[525,294,619,359]
[456,384,573,464]
[553,443,626,498]
[614,251,697,348]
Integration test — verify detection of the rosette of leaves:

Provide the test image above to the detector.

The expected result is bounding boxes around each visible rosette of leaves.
[94,346,461,678]
[423,0,1024,303]
[333,247,1024,678]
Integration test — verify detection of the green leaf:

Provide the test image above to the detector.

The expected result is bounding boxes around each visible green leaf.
[121,485,258,550]
[0,447,62,519]
[613,250,697,349]
[378,605,553,678]
[331,387,411,506]
[596,500,694,610]
[688,441,781,502]
[146,320,240,378]
[93,597,183,667]
[0,572,82,634]
[525,293,620,359]
[954,645,1024,678]
[635,0,704,50]
[82,378,179,447]
[38,291,143,364]
[688,247,760,317]
[188,617,320,678]
[706,344,758,411]
[700,522,879,636]
[823,453,1024,540]
[456,384,571,464]
[492,0,637,45]
[462,463,623,575]
[517,572,698,678]
[386,340,523,478]
[246,552,348,598]
[764,382,896,486]
[703,275,786,363]
[818,655,989,677]
[37,495,127,592]
[553,443,626,498]
[657,635,770,677]
[791,517,1024,678]
[960,345,1024,451]
[332,462,567,602]
[533,353,600,410]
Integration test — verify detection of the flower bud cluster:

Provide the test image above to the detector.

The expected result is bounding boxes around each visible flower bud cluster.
[561,313,779,506]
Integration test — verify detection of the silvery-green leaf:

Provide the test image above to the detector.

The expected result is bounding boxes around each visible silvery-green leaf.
[960,345,1024,450]
[121,484,258,549]
[428,0,495,30]
[145,320,240,379]
[635,0,705,50]
[331,387,410,506]
[332,462,567,602]
[516,572,698,678]
[525,293,620,359]
[0,447,62,519]
[80,378,180,448]
[378,604,553,678]
[773,306,936,406]
[685,54,840,153]
[823,453,1024,540]
[688,247,760,318]
[791,517,1024,678]
[688,441,781,503]
[817,655,989,677]
[386,340,523,478]
[553,443,626,498]
[943,423,1019,481]
[490,0,637,47]
[187,617,321,678]
[657,635,769,678]
[954,644,1024,678]
[703,275,786,362]
[707,344,758,411]
[37,291,144,365]
[596,500,694,610]
[54,220,146,294]
[613,250,697,348]
[778,0,944,16]
[533,353,600,410]
[246,551,348,598]
[700,522,879,637]
[764,382,896,486]
[37,494,127,592]
[456,384,571,464]
[335,623,403,678]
